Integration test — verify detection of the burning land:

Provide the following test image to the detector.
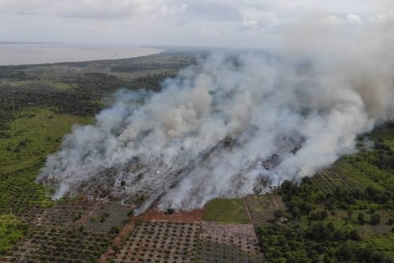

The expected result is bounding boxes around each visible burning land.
[1,5,394,262]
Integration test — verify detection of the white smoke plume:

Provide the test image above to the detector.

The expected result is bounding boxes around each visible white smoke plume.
[38,6,394,213]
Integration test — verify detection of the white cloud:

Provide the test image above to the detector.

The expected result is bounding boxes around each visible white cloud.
[242,20,258,27]
[0,0,390,48]
[346,14,362,24]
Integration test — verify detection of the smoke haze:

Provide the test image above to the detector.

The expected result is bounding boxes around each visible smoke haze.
[38,4,394,213]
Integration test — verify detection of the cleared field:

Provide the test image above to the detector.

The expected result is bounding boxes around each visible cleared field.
[111,222,200,263]
[244,194,286,226]
[203,198,250,224]
[140,208,204,223]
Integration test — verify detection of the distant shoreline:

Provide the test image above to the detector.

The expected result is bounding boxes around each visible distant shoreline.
[0,44,165,66]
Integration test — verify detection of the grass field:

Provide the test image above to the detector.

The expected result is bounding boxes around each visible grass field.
[0,108,91,173]
[203,198,250,224]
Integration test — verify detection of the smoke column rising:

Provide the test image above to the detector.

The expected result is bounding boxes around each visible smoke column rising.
[38,5,394,212]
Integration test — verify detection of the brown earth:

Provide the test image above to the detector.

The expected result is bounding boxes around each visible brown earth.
[139,208,204,223]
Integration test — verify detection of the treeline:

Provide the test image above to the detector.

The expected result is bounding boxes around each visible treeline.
[0,86,100,127]
[58,72,174,94]
[0,69,31,81]
[129,72,176,92]
[258,225,392,263]
[0,71,176,129]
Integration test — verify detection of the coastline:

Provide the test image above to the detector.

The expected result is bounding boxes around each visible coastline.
[0,44,165,66]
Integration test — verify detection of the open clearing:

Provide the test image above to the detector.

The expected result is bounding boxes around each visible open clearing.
[203,198,250,224]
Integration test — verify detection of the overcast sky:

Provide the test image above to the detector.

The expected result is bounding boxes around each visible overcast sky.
[0,0,392,48]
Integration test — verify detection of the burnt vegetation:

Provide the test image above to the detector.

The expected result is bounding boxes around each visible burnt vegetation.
[1,51,394,263]
[0,52,197,260]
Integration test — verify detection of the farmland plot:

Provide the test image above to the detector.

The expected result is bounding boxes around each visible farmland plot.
[198,222,263,262]
[203,199,250,224]
[84,202,132,233]
[195,241,264,263]
[200,222,261,255]
[19,197,97,229]
[244,194,286,226]
[2,227,114,263]
[111,222,200,263]
[310,159,382,194]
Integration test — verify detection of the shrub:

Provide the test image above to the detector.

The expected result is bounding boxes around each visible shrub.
[370,214,381,225]
[110,226,120,234]
[165,208,175,215]
[357,212,365,225]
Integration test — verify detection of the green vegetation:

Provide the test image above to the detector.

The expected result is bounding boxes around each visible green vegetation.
[203,198,250,224]
[195,241,262,263]
[111,222,200,262]
[84,203,131,233]
[8,80,77,90]
[245,194,287,226]
[5,227,115,262]
[0,52,196,259]
[257,137,394,263]
[0,108,91,214]
[256,178,394,262]
[2,52,394,262]
[256,126,394,263]
[0,215,29,255]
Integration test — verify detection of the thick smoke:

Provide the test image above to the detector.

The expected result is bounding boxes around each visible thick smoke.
[38,6,394,212]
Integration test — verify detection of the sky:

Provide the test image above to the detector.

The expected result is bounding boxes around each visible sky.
[0,0,392,48]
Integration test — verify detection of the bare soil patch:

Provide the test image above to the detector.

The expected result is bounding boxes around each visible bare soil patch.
[140,208,204,223]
